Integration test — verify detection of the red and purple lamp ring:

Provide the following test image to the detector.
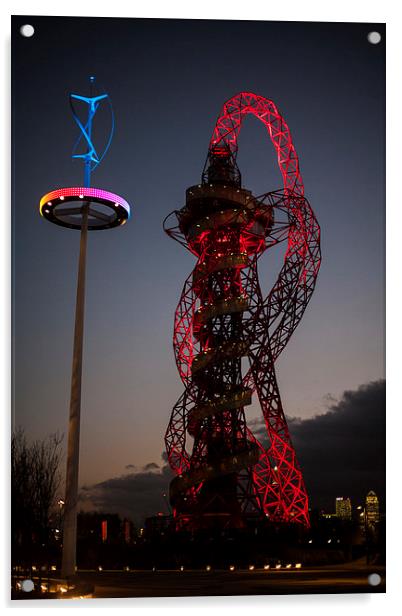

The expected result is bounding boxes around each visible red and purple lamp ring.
[39,186,131,230]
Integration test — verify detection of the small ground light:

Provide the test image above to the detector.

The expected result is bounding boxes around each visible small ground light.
[275,564,281,569]
[51,565,57,571]
[249,565,255,571]
[286,564,292,569]
[295,563,302,569]
[98,566,103,571]
[229,565,235,571]
[180,566,184,571]
[206,565,211,571]
[308,539,313,543]
[264,564,270,570]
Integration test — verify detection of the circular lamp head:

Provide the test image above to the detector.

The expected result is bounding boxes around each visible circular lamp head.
[39,187,131,230]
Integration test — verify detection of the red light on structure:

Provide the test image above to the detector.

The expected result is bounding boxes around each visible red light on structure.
[207,92,304,196]
[123,519,131,543]
[211,146,230,157]
[101,520,107,543]
[163,92,321,530]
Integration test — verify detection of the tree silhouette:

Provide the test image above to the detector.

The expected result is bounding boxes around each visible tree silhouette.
[11,428,63,567]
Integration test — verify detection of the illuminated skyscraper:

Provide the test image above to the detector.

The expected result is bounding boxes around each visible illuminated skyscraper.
[365,490,380,529]
[335,497,352,520]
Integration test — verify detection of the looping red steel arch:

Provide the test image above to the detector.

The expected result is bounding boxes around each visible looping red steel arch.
[165,91,321,529]
[209,91,304,196]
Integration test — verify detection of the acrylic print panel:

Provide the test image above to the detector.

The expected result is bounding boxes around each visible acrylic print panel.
[11,16,385,599]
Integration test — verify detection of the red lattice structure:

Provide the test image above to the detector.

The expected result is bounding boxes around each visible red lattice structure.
[163,92,321,530]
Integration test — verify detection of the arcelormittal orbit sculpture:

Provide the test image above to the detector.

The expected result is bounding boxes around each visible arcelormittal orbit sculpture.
[164,92,321,530]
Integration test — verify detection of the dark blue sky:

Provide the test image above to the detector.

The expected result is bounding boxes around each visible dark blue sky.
[12,17,385,489]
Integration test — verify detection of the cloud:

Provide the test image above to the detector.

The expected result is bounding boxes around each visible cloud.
[322,392,338,405]
[79,460,172,525]
[143,462,160,471]
[252,379,385,511]
[80,380,385,522]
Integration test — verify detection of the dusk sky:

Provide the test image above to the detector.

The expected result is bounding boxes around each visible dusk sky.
[12,17,385,517]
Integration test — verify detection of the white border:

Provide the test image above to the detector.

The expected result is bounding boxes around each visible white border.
[2,1,401,614]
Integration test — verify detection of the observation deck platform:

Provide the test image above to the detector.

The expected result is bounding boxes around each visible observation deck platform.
[193,252,249,283]
[169,444,260,504]
[191,340,249,374]
[194,296,249,326]
[187,387,252,436]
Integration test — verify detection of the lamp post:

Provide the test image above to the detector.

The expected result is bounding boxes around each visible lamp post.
[39,78,131,577]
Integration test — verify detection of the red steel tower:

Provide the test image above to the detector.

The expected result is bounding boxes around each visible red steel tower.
[164,92,321,530]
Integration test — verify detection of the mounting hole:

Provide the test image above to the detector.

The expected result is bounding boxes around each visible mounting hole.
[21,579,34,592]
[20,24,35,38]
[367,31,381,45]
[368,573,381,586]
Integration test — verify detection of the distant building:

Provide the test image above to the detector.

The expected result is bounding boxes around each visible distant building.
[365,491,380,529]
[320,512,337,520]
[144,513,173,538]
[354,504,366,526]
[335,497,352,520]
[123,518,132,544]
[77,512,135,544]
